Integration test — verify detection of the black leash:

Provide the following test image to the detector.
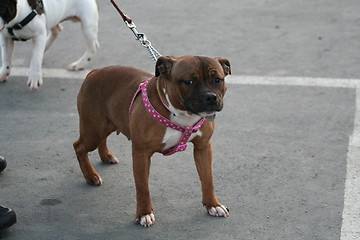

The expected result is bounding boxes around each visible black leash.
[110,0,162,62]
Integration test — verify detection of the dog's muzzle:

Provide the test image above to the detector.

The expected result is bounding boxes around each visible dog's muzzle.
[185,92,223,121]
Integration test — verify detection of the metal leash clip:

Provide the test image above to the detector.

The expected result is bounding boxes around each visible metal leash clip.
[125,21,149,46]
[111,0,162,62]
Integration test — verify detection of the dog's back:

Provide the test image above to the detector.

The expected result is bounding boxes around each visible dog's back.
[77,66,153,139]
[43,0,97,29]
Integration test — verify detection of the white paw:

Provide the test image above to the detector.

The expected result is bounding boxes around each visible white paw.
[109,156,119,164]
[86,175,103,186]
[101,154,119,164]
[27,75,43,90]
[208,205,229,217]
[0,74,9,82]
[67,59,89,71]
[0,67,10,82]
[137,213,155,227]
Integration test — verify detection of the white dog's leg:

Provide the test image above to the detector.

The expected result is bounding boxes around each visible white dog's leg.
[0,35,14,82]
[45,24,63,51]
[67,17,99,71]
[27,32,47,90]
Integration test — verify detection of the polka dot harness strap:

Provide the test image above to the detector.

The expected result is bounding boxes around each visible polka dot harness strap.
[129,78,206,156]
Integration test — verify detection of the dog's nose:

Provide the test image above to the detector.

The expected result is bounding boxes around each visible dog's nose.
[204,92,218,105]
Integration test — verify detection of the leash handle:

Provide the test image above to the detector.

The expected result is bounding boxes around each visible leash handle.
[110,0,132,23]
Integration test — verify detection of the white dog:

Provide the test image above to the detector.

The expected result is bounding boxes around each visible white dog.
[0,0,99,89]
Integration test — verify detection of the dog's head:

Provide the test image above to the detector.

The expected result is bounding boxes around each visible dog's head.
[155,56,231,121]
[0,0,17,31]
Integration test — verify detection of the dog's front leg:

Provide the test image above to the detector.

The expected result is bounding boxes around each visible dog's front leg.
[28,31,47,90]
[193,141,229,217]
[0,35,14,82]
[132,150,155,227]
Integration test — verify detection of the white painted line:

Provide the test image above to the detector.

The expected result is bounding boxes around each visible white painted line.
[228,75,360,240]
[227,75,360,88]
[227,75,360,239]
[10,68,360,239]
[11,67,90,80]
[341,87,360,240]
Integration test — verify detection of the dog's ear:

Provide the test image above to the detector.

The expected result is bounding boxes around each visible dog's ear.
[216,58,231,76]
[155,56,175,77]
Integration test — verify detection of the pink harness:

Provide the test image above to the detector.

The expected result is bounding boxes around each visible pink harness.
[129,78,206,156]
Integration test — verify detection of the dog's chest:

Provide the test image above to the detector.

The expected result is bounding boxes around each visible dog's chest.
[161,113,202,150]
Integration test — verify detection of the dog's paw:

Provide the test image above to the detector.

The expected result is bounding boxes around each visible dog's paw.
[67,59,89,71]
[100,153,119,164]
[0,67,10,82]
[0,74,9,82]
[85,173,103,186]
[27,75,43,90]
[67,62,84,71]
[136,213,155,227]
[208,205,229,217]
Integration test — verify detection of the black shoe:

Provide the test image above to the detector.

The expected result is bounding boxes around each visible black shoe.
[0,206,16,234]
[0,156,6,172]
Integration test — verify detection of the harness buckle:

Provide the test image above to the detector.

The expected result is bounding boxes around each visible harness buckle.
[162,143,188,156]
[176,144,188,152]
[13,23,23,30]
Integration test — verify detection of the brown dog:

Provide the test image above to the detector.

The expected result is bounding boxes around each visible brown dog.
[73,55,231,227]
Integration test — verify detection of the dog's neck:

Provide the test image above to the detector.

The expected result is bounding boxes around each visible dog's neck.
[8,0,33,27]
[155,77,202,127]
[140,77,205,156]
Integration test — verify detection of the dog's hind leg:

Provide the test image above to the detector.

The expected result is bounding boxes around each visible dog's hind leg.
[73,118,105,186]
[98,138,120,164]
[74,111,117,185]
[67,14,99,71]
[45,24,63,51]
[74,136,103,186]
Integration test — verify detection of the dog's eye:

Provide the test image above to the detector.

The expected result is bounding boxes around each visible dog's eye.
[180,80,194,86]
[214,78,224,84]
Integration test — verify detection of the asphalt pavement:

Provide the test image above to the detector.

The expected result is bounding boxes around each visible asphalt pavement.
[1,0,360,239]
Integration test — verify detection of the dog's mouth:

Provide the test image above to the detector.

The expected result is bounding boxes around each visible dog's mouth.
[182,92,223,121]
[185,102,222,122]
[197,111,217,122]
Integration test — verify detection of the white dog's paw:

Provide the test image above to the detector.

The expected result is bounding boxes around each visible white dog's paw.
[67,61,84,71]
[67,59,89,71]
[27,75,43,90]
[136,213,155,227]
[0,67,10,82]
[0,74,9,82]
[208,205,229,217]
